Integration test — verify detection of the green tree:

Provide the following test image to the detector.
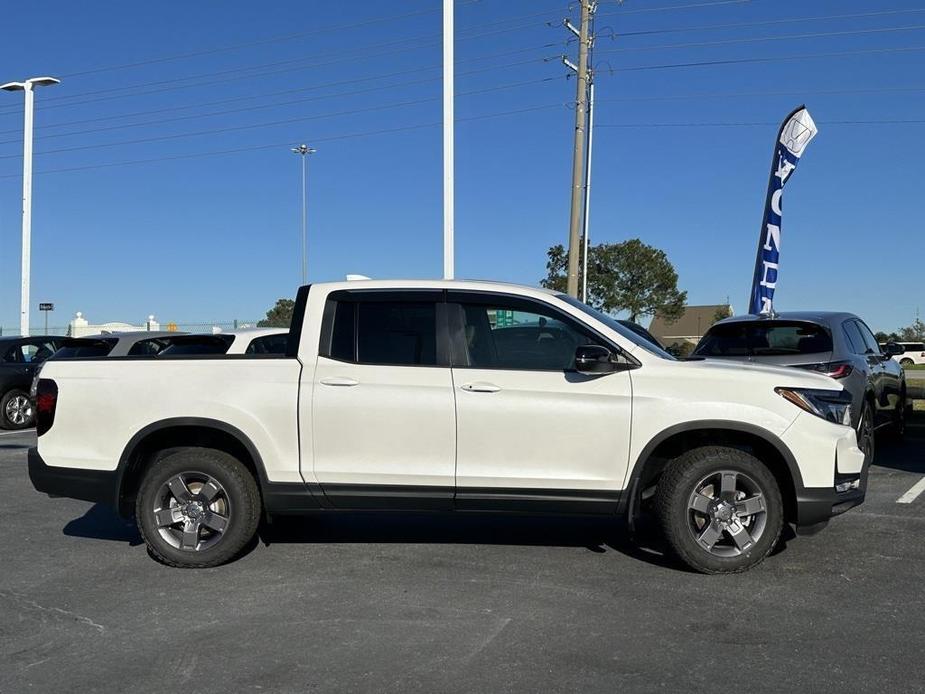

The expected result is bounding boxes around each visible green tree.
[541,238,687,323]
[257,298,295,328]
[899,319,925,342]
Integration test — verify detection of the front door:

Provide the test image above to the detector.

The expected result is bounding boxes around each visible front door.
[311,290,456,508]
[448,291,633,514]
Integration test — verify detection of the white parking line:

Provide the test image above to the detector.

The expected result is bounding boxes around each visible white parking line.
[897,476,925,504]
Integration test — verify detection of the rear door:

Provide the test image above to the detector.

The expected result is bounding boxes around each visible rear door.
[310,290,456,508]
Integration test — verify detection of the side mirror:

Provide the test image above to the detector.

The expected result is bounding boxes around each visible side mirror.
[575,344,618,374]
[884,342,905,357]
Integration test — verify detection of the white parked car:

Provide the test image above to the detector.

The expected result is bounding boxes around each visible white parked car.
[156,328,289,357]
[29,280,866,574]
[891,342,925,367]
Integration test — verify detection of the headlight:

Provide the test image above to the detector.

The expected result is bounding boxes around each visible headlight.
[775,387,853,426]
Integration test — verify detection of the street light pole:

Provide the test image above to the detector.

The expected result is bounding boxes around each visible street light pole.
[443,0,454,280]
[291,144,315,285]
[1,76,60,337]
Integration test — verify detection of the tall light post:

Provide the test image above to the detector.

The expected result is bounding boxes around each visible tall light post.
[1,76,60,337]
[291,144,315,285]
[443,0,454,280]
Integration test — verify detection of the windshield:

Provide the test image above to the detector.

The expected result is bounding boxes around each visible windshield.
[694,321,833,357]
[557,294,676,360]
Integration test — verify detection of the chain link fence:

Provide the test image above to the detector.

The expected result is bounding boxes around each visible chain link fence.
[0,320,265,338]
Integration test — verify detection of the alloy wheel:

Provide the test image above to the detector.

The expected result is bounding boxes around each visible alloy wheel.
[687,470,768,557]
[152,472,231,552]
[858,405,874,464]
[4,395,33,427]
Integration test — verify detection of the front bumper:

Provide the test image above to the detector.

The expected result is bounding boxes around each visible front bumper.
[28,447,117,506]
[795,483,866,531]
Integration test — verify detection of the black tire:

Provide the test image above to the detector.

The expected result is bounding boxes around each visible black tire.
[0,389,34,430]
[655,446,784,574]
[136,448,261,568]
[889,388,907,440]
[899,358,914,368]
[857,401,875,465]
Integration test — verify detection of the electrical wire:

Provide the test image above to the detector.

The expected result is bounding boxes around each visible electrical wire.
[0,103,565,179]
[615,7,925,38]
[0,76,567,161]
[597,23,925,54]
[596,119,925,128]
[602,44,925,73]
[0,43,560,136]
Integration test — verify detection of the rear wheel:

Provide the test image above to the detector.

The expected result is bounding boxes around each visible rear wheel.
[899,358,914,368]
[1,389,34,430]
[136,448,261,568]
[656,446,783,574]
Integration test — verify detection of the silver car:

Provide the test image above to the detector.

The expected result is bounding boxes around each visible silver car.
[693,311,907,463]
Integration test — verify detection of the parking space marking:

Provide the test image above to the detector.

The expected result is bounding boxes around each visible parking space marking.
[897,476,925,504]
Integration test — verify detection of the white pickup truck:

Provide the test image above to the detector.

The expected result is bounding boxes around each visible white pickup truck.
[29,280,867,574]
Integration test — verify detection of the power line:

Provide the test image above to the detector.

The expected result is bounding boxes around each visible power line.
[600,0,754,17]
[58,5,451,78]
[0,103,565,179]
[0,43,560,136]
[56,1,560,80]
[0,76,567,161]
[596,119,925,128]
[592,84,925,103]
[0,61,557,147]
[614,7,925,38]
[597,23,925,54]
[602,44,925,73]
[0,19,563,119]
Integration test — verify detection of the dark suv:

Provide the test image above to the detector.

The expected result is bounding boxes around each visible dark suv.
[693,312,907,464]
[0,336,63,429]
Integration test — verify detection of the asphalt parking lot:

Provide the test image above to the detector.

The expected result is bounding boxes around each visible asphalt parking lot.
[2,421,924,693]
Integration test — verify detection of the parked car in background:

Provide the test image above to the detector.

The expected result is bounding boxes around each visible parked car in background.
[0,336,63,429]
[53,331,189,359]
[693,312,907,464]
[156,328,289,357]
[886,342,925,368]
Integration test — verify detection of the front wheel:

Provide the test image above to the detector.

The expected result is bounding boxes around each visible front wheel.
[1,389,34,430]
[899,358,914,368]
[656,446,783,574]
[136,448,261,568]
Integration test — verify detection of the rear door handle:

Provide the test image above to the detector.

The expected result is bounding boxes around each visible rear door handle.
[320,377,359,387]
[460,382,501,393]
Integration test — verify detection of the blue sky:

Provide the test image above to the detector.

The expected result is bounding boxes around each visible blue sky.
[1,0,923,333]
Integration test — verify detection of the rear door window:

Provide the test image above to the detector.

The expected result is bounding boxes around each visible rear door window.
[695,321,833,357]
[323,294,440,367]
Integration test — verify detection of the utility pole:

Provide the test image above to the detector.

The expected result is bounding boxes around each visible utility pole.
[291,144,315,285]
[581,79,595,303]
[564,1,594,298]
[1,76,60,336]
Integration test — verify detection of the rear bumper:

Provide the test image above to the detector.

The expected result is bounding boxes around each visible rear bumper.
[28,447,116,506]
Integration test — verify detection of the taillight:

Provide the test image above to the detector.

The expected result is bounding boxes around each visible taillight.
[796,361,853,379]
[35,379,57,436]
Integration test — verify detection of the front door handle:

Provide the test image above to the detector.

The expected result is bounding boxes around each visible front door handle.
[320,377,359,387]
[460,382,501,393]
